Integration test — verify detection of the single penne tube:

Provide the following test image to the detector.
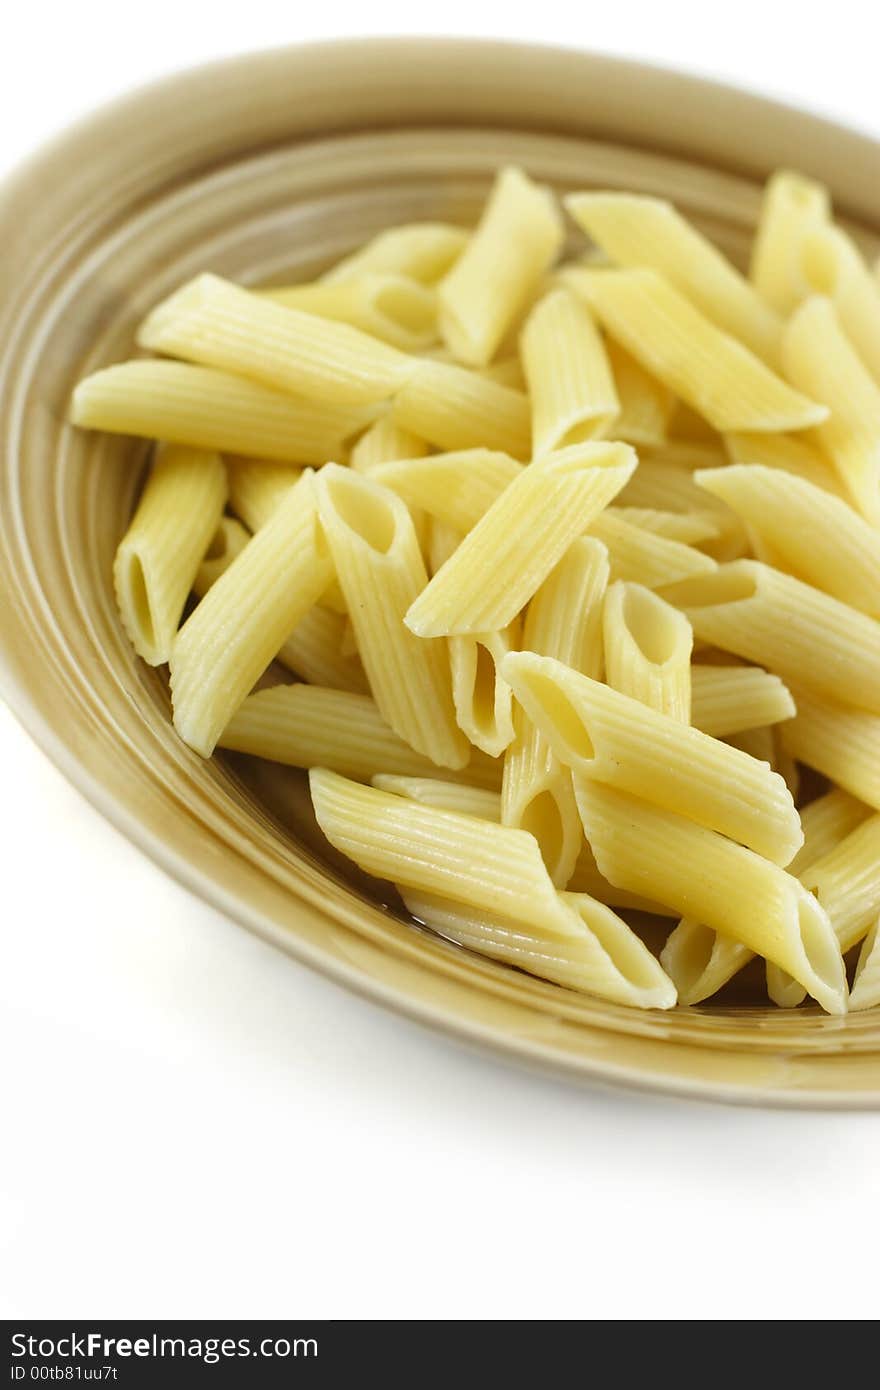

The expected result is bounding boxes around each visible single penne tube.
[850,919,880,1011]
[137,273,414,406]
[789,788,871,876]
[799,223,880,381]
[113,446,227,665]
[602,338,675,446]
[690,664,795,738]
[618,457,729,515]
[780,684,880,811]
[226,458,302,532]
[309,768,569,933]
[574,268,827,432]
[438,166,563,366]
[401,888,676,1008]
[602,581,693,722]
[661,561,880,714]
[349,415,429,471]
[589,511,717,589]
[322,222,468,285]
[371,775,502,821]
[504,652,801,865]
[574,778,846,1015]
[800,813,880,955]
[566,191,782,362]
[170,470,333,755]
[392,360,531,458]
[277,605,368,694]
[405,442,636,637]
[566,840,675,916]
[192,516,250,597]
[749,169,830,314]
[219,685,501,788]
[519,288,618,453]
[608,507,722,547]
[695,464,880,617]
[370,450,522,532]
[315,465,467,768]
[781,295,880,524]
[724,430,844,497]
[449,622,519,758]
[502,538,609,886]
[70,360,374,464]
[261,274,438,352]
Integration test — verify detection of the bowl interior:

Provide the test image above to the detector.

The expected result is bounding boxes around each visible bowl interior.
[1,42,879,1104]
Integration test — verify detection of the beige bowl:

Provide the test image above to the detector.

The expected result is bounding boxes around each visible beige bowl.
[1,39,879,1107]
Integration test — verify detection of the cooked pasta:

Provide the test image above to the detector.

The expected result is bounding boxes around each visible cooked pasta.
[262,274,438,352]
[780,685,880,811]
[724,430,844,497]
[371,776,502,821]
[349,415,429,471]
[226,458,302,531]
[322,222,467,286]
[520,288,618,453]
[602,581,693,723]
[392,359,531,458]
[448,623,519,759]
[850,921,880,1012]
[589,510,717,589]
[749,169,830,314]
[370,450,521,532]
[192,516,250,598]
[690,664,795,738]
[798,223,880,381]
[602,338,675,447]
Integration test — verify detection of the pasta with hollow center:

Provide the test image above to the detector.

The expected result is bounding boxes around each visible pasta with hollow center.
[71,162,880,1015]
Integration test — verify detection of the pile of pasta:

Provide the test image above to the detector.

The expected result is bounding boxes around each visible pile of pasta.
[71,166,880,1015]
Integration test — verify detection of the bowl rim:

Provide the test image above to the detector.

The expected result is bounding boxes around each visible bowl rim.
[2,37,879,1110]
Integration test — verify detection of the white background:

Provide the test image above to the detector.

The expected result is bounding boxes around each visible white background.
[2,1,879,1321]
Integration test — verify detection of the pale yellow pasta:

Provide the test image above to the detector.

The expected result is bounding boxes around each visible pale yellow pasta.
[192,516,250,597]
[392,359,531,458]
[349,415,429,472]
[724,431,844,497]
[602,581,692,723]
[438,166,563,366]
[662,561,880,715]
[170,471,332,756]
[566,192,782,362]
[226,458,302,532]
[449,622,519,759]
[401,888,676,1008]
[566,840,675,916]
[138,273,414,406]
[609,507,722,547]
[602,338,675,447]
[479,356,527,390]
[315,465,467,769]
[278,605,368,694]
[322,222,467,286]
[781,295,880,524]
[695,464,880,617]
[749,169,830,314]
[669,400,725,444]
[371,776,502,821]
[690,664,795,738]
[799,223,880,381]
[574,268,827,432]
[370,450,521,533]
[261,274,437,352]
[789,789,871,877]
[406,443,636,638]
[780,685,880,811]
[574,779,846,1015]
[219,685,501,788]
[113,446,227,665]
[70,361,375,464]
[504,652,801,865]
[502,538,610,886]
[589,511,717,589]
[850,920,880,1012]
[800,814,880,957]
[520,288,618,454]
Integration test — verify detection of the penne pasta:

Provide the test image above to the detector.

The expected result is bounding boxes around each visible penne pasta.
[602,581,693,722]
[800,814,880,956]
[226,458,302,532]
[261,273,438,352]
[780,684,880,811]
[322,222,468,286]
[781,295,880,524]
[589,511,717,589]
[575,779,846,1014]
[170,470,333,755]
[349,415,429,472]
[371,776,502,821]
[504,652,802,865]
[749,169,830,314]
[566,839,675,916]
[850,919,880,1012]
[448,622,519,759]
[573,267,827,432]
[438,166,563,366]
[602,338,675,447]
[799,223,880,381]
[724,430,844,497]
[192,516,250,598]
[392,359,531,458]
[520,288,618,454]
[277,605,368,693]
[369,450,521,533]
[566,191,782,362]
[662,561,880,714]
[138,273,414,406]
[315,465,467,768]
[690,664,795,738]
[113,446,227,665]
[608,507,722,548]
[220,684,502,788]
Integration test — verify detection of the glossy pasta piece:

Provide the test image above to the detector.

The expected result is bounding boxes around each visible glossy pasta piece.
[577,268,827,432]
[192,516,250,597]
[749,170,830,314]
[574,779,846,1015]
[780,685,880,811]
[566,191,782,362]
[566,840,674,916]
[402,888,676,1008]
[370,450,521,532]
[315,466,467,769]
[137,273,414,406]
[800,814,880,956]
[170,471,333,755]
[602,581,692,722]
[438,166,563,366]
[690,664,795,738]
[503,653,801,865]
[405,443,636,637]
[781,295,880,524]
[113,446,227,665]
[349,415,429,472]
[520,289,618,453]
[226,458,302,531]
[608,507,722,547]
[589,511,716,589]
[724,431,844,497]
[70,361,375,464]
[370,776,502,821]
[449,622,519,758]
[322,222,467,285]
[602,338,675,446]
[220,685,501,787]
[262,274,438,352]
[850,920,880,1011]
[799,223,880,381]
[662,561,880,714]
[393,360,531,458]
